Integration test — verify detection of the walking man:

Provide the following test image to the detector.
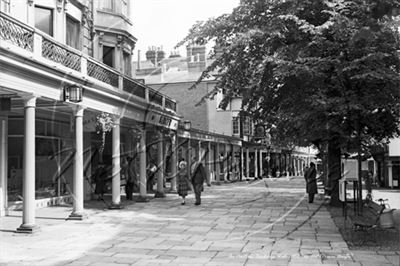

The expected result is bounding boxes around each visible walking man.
[305,162,317,203]
[191,156,206,206]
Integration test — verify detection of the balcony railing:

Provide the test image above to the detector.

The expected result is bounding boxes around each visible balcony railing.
[0,11,177,112]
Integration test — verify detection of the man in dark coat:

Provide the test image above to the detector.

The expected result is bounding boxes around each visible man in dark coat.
[191,158,206,206]
[305,162,317,203]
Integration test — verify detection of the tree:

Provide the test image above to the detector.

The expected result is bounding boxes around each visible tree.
[178,0,400,205]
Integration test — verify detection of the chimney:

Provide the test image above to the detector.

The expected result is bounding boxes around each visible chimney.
[145,47,157,65]
[137,50,141,70]
[187,44,206,72]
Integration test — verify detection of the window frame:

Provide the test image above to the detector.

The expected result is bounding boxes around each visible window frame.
[0,0,10,13]
[34,5,54,37]
[102,45,115,68]
[66,15,81,50]
[232,117,240,135]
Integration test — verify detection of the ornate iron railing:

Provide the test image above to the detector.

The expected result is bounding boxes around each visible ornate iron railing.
[0,12,33,51]
[42,37,81,71]
[0,11,177,114]
[123,77,146,99]
[87,59,119,87]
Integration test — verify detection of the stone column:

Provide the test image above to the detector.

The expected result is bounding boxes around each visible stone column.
[187,138,191,177]
[17,96,38,233]
[0,115,7,217]
[254,149,258,178]
[68,105,86,220]
[170,133,177,191]
[240,147,244,180]
[110,118,122,209]
[259,149,263,177]
[215,143,221,184]
[223,143,228,181]
[26,0,35,26]
[206,141,211,185]
[155,131,165,198]
[388,163,393,188]
[137,128,148,201]
[246,148,250,178]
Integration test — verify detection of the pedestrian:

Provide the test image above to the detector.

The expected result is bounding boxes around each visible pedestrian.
[177,159,190,205]
[191,156,206,205]
[126,156,137,200]
[94,164,107,200]
[304,162,317,203]
[146,161,157,192]
[364,171,373,202]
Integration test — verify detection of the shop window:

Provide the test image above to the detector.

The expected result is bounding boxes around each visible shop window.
[1,0,10,13]
[103,46,114,67]
[35,6,53,36]
[66,15,80,50]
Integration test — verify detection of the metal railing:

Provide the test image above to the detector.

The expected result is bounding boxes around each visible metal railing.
[0,11,177,112]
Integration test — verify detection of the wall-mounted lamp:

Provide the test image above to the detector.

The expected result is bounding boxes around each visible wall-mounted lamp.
[64,85,83,103]
[183,120,191,131]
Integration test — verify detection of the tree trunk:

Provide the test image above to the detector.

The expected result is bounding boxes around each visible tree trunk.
[327,139,341,206]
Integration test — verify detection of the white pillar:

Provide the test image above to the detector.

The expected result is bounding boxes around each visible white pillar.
[254,149,258,178]
[155,131,165,198]
[388,163,393,188]
[110,119,122,208]
[17,96,38,233]
[240,147,244,180]
[224,143,228,181]
[259,150,263,177]
[27,1,35,26]
[68,105,86,220]
[206,141,211,185]
[187,138,191,177]
[0,116,8,217]
[170,133,177,191]
[215,143,220,184]
[138,128,147,201]
[246,148,250,178]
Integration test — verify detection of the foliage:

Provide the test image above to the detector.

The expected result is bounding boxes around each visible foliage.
[96,112,116,154]
[177,0,400,153]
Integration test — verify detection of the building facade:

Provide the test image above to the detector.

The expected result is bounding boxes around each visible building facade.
[0,0,180,232]
[134,45,315,182]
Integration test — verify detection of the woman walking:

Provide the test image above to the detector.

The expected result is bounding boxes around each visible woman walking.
[177,159,190,205]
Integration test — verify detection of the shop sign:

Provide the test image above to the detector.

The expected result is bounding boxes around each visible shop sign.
[146,111,178,130]
[83,112,97,132]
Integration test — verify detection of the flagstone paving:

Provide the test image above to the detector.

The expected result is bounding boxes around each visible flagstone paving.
[0,176,398,266]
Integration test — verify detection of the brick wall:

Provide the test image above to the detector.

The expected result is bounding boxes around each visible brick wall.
[149,81,210,131]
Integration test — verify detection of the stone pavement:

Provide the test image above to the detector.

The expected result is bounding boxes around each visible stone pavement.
[0,176,399,266]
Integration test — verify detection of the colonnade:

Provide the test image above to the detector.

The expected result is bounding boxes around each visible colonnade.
[8,98,179,232]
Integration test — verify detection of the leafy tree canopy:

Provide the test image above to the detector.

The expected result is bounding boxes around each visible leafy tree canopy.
[178,0,400,152]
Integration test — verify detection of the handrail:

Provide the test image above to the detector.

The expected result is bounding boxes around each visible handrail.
[0,11,177,112]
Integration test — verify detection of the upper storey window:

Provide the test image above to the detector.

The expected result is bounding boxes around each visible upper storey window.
[0,0,10,13]
[66,16,80,50]
[35,6,53,36]
[103,46,114,67]
[100,0,128,17]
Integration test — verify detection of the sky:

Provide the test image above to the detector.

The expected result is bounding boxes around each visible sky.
[131,0,240,60]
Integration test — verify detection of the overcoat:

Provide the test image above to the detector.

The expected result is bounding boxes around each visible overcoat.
[305,166,317,195]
